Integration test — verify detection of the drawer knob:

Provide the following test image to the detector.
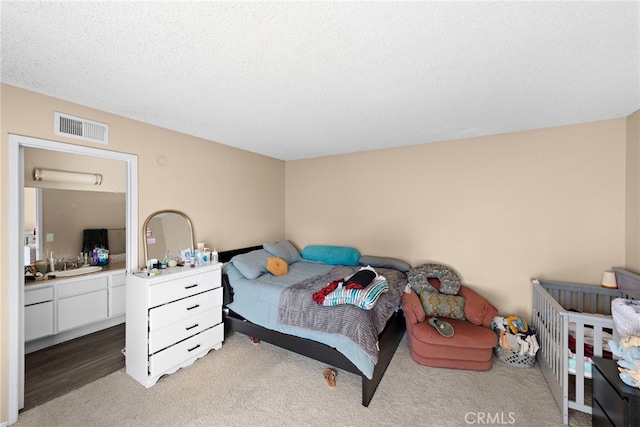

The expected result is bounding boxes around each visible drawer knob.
[184,284,198,289]
[187,344,201,352]
[186,323,199,331]
[186,304,200,311]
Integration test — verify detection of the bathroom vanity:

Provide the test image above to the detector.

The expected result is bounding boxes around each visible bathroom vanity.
[125,262,223,387]
[24,266,126,353]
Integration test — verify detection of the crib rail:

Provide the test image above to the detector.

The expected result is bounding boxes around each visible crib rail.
[535,279,624,315]
[532,279,619,425]
[613,267,640,300]
[532,280,569,423]
[566,311,614,416]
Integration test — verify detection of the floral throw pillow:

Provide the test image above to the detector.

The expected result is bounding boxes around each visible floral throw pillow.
[418,289,466,320]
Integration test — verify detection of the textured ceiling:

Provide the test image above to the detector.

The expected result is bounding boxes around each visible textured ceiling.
[1,1,639,161]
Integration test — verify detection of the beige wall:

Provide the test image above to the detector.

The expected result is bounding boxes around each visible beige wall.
[626,110,640,272]
[286,119,628,316]
[0,83,285,422]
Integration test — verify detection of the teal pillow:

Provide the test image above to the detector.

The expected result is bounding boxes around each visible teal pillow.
[263,240,302,264]
[301,245,361,266]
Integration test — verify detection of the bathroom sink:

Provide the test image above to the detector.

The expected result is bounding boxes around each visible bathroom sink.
[46,265,103,278]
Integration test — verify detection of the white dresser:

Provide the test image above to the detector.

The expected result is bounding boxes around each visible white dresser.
[125,263,224,387]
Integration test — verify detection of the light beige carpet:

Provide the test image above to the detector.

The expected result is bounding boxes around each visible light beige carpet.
[16,331,591,426]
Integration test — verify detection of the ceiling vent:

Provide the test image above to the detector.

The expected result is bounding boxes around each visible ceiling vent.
[54,112,109,144]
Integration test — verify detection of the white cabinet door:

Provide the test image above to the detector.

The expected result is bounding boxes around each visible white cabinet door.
[110,285,126,317]
[25,301,54,341]
[25,286,54,341]
[57,290,108,332]
[109,272,126,317]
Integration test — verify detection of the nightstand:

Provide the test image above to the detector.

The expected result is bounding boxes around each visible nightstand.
[592,356,640,427]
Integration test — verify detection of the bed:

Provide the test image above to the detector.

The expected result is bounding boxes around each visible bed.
[531,267,640,425]
[219,243,408,407]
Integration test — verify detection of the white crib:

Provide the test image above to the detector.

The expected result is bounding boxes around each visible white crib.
[531,267,640,425]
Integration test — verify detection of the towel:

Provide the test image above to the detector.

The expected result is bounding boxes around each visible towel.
[82,229,109,255]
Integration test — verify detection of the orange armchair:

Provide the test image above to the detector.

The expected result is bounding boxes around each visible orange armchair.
[402,281,499,371]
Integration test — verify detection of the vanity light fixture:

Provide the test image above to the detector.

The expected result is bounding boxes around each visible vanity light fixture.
[33,168,103,186]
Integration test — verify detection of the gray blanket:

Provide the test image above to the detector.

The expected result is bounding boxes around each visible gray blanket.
[277,266,407,363]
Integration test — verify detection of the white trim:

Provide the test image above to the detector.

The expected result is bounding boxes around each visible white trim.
[7,135,137,424]
[35,188,43,261]
[7,138,22,423]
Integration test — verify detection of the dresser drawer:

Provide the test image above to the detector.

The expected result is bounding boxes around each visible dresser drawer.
[594,364,627,427]
[148,270,220,308]
[593,398,615,427]
[149,324,224,377]
[25,286,54,305]
[149,287,222,330]
[149,308,222,353]
[58,276,108,298]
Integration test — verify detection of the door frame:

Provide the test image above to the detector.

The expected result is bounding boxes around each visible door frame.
[7,134,138,424]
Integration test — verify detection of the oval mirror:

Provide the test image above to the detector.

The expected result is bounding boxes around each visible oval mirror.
[142,210,194,263]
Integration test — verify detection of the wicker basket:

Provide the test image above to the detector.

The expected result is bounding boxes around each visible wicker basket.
[494,345,536,368]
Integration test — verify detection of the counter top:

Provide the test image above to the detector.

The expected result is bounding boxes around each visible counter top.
[25,261,126,286]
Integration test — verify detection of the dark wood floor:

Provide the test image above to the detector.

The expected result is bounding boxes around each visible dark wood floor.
[22,323,125,412]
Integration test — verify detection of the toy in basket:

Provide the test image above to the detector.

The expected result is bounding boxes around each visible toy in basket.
[492,315,539,368]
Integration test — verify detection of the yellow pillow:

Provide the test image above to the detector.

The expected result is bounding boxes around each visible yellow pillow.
[267,257,288,276]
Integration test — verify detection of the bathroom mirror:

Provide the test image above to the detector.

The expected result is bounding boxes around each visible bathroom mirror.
[142,210,194,263]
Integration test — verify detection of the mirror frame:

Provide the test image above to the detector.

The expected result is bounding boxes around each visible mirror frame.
[142,209,194,263]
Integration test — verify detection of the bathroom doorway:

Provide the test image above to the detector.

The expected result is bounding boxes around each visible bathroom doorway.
[7,134,138,423]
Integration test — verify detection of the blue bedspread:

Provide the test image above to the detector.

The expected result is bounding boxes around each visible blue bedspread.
[224,260,406,379]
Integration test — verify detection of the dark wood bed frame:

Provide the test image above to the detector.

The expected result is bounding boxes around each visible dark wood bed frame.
[219,246,407,407]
